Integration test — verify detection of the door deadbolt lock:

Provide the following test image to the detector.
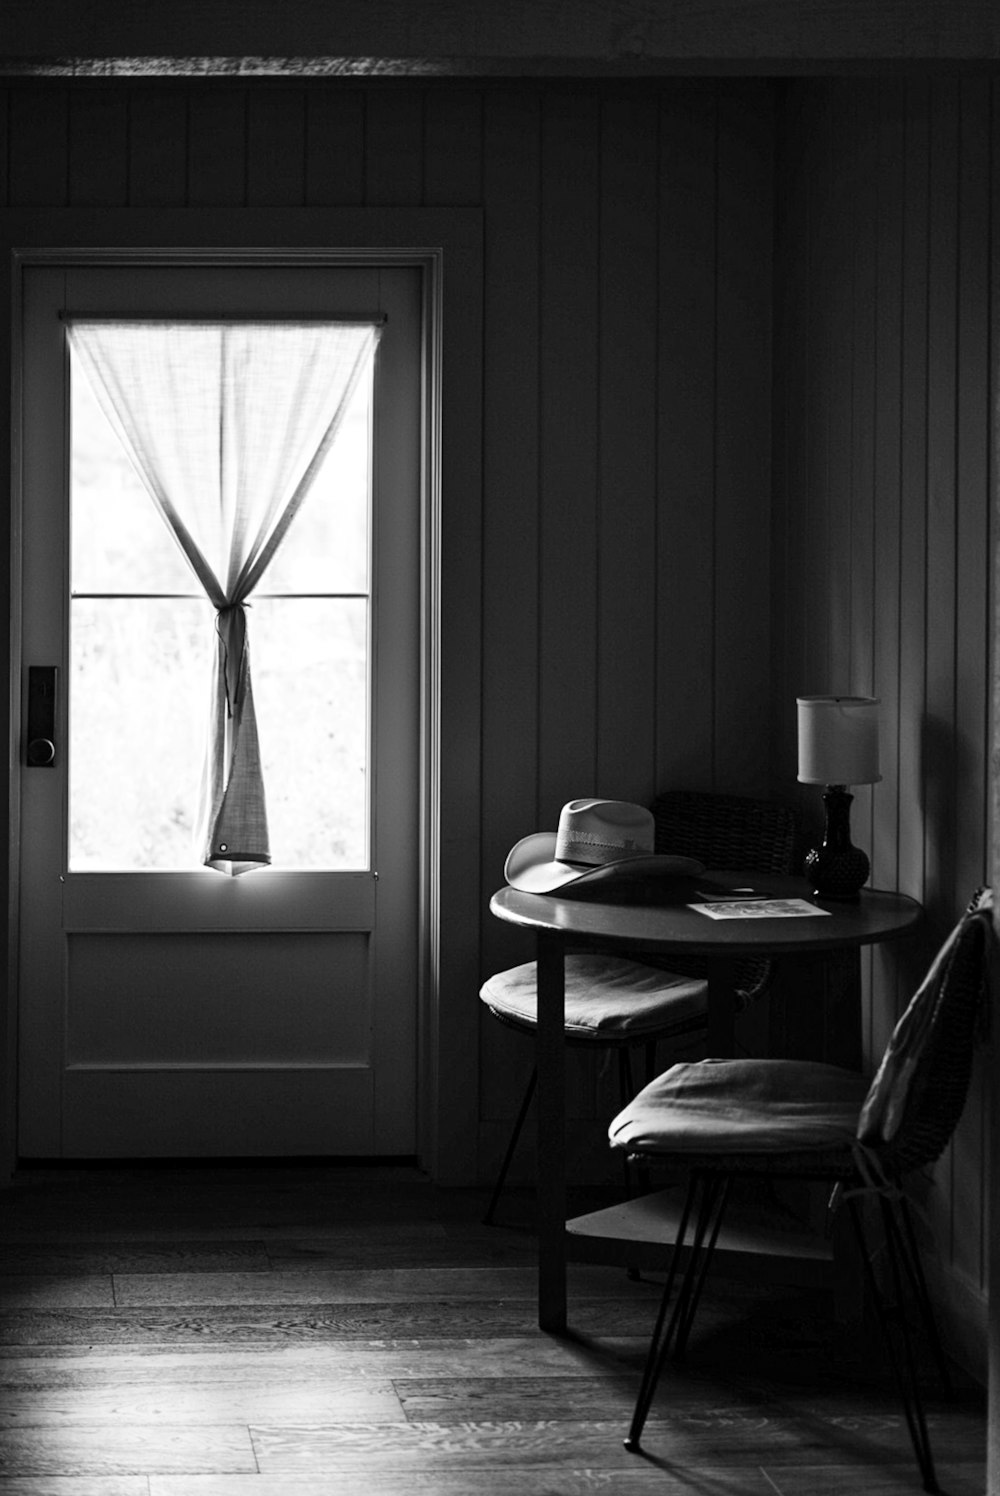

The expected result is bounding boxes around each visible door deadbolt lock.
[26,667,57,768]
[27,738,56,767]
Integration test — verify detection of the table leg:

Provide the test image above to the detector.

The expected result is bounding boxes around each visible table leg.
[535,930,566,1332]
[706,956,739,1056]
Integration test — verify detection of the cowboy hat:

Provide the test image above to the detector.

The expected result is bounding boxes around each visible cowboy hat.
[504,797,704,894]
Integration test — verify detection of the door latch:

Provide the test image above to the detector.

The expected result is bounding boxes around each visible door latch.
[26,666,57,767]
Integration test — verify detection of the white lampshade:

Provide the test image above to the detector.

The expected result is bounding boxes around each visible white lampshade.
[797,696,881,786]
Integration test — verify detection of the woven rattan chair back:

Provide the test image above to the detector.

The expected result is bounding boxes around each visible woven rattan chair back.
[869,887,992,1183]
[651,790,798,1009]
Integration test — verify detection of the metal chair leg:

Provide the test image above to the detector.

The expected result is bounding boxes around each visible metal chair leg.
[672,1174,730,1359]
[625,1171,728,1451]
[625,1172,700,1450]
[482,1067,537,1225]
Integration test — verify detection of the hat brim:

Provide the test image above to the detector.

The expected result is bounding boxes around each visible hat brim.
[504,832,704,894]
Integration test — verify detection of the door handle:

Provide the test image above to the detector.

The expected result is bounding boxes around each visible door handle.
[26,666,57,768]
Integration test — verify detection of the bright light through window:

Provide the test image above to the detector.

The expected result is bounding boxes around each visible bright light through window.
[68,343,373,872]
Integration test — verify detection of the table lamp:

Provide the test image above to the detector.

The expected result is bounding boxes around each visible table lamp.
[797,695,880,901]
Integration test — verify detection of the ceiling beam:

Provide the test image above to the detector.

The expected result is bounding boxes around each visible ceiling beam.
[1,0,998,76]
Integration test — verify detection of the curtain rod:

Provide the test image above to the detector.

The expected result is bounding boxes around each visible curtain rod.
[59,312,388,324]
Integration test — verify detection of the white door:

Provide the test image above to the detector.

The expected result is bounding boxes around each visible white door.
[16,259,423,1158]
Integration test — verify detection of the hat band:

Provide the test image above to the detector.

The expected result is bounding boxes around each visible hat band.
[556,831,647,866]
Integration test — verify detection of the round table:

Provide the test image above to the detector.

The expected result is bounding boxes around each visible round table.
[489,873,922,1331]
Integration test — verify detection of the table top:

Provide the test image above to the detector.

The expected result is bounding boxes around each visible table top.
[489,872,922,957]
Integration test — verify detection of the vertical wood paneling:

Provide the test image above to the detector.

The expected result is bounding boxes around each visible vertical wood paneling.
[951,77,992,1294]
[655,85,718,791]
[246,91,306,206]
[596,93,659,799]
[821,84,856,698]
[364,88,424,205]
[771,85,810,797]
[537,91,601,814]
[774,75,994,1376]
[713,83,773,794]
[68,91,128,206]
[0,90,9,208]
[924,79,961,922]
[8,89,67,206]
[188,91,247,206]
[423,89,483,205]
[128,92,189,207]
[871,82,905,899]
[305,90,365,205]
[480,87,542,985]
[898,78,931,903]
[869,81,906,1064]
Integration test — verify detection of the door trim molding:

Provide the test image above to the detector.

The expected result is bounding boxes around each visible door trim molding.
[1,208,484,1184]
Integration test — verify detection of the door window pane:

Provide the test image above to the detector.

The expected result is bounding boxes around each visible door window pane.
[68,340,373,872]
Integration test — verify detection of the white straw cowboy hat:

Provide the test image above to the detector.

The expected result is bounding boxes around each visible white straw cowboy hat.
[504,798,704,894]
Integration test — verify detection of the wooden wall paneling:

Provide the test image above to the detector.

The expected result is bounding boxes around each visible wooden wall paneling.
[8,89,68,207]
[187,90,248,207]
[847,83,879,704]
[127,90,189,207]
[478,89,542,1158]
[246,90,307,207]
[423,89,484,206]
[949,76,992,1298]
[305,89,366,206]
[868,80,906,1066]
[536,88,603,1139]
[536,90,601,814]
[870,81,905,897]
[795,87,829,734]
[897,77,932,904]
[819,84,856,701]
[0,91,8,208]
[923,79,961,925]
[845,88,879,1038]
[479,88,541,982]
[987,76,1000,1493]
[712,84,774,795]
[953,77,992,908]
[68,90,129,206]
[654,84,718,794]
[771,84,811,805]
[364,88,425,207]
[433,204,485,1184]
[916,76,963,1282]
[595,92,659,801]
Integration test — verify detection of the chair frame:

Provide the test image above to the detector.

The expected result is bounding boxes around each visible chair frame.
[620,890,993,1495]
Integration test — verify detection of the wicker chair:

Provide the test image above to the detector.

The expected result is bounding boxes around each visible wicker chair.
[480,791,797,1226]
[608,888,994,1495]
[649,790,797,1009]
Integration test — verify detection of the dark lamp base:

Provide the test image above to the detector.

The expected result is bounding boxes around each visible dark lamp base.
[804,785,870,902]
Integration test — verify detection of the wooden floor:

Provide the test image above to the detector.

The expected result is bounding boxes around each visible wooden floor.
[0,1163,987,1495]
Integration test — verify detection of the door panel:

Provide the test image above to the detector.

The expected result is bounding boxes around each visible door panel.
[17,259,422,1158]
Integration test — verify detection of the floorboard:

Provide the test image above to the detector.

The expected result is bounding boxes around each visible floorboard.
[0,1165,986,1493]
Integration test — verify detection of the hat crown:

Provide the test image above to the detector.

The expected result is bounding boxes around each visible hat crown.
[554,798,655,867]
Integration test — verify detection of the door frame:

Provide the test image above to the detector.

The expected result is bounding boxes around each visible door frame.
[0,207,484,1185]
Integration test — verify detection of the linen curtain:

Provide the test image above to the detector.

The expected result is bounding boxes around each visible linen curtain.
[67,318,383,874]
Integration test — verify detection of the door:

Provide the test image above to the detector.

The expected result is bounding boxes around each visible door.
[16,259,423,1158]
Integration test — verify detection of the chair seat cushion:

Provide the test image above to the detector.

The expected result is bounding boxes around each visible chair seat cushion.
[480,953,707,1039]
[608,1057,870,1155]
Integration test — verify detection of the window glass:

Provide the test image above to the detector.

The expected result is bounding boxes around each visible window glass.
[68,341,373,871]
